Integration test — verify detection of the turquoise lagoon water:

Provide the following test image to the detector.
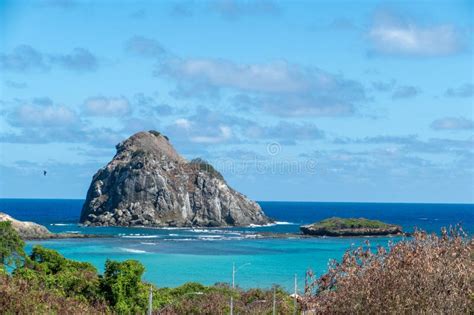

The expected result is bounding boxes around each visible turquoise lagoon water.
[1,199,472,291]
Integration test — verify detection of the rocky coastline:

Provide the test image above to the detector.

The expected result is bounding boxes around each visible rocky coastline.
[0,212,103,240]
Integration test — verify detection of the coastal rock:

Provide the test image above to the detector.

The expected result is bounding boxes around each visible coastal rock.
[0,212,105,240]
[0,212,51,239]
[80,131,271,227]
[300,217,403,237]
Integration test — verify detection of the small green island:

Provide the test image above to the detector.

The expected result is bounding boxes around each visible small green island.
[300,217,403,237]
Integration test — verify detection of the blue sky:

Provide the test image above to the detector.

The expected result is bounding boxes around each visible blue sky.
[0,0,473,202]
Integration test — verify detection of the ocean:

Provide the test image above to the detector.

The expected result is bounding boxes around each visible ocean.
[0,199,472,291]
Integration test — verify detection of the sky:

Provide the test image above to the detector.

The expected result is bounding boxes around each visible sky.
[0,0,473,203]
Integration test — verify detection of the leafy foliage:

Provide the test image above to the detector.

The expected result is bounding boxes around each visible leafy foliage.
[12,245,104,307]
[0,221,25,270]
[101,259,148,313]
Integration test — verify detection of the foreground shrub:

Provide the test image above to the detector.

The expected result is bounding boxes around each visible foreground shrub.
[156,284,294,315]
[101,259,148,314]
[0,272,108,314]
[0,221,25,270]
[302,227,474,314]
[14,245,104,305]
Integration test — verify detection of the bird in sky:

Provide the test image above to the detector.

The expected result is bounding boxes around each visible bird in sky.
[43,170,47,176]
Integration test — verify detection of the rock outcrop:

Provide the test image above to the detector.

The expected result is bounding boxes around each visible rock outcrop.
[0,213,100,240]
[0,212,52,239]
[300,217,403,237]
[80,131,271,227]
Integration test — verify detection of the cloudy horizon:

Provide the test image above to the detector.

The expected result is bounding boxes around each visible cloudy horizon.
[0,0,473,203]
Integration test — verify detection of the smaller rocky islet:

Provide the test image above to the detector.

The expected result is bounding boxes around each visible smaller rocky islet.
[300,217,404,237]
[0,212,100,240]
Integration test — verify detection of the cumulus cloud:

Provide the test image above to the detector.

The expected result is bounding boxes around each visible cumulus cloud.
[0,45,99,72]
[191,125,233,143]
[445,83,474,98]
[4,80,28,89]
[368,10,464,56]
[211,0,280,19]
[125,36,166,58]
[8,103,79,127]
[158,57,366,117]
[371,79,396,92]
[125,37,367,117]
[431,117,474,131]
[166,107,246,145]
[170,0,279,19]
[49,48,98,72]
[83,96,131,117]
[245,121,324,144]
[391,85,420,99]
[334,134,474,156]
[160,59,315,93]
[0,45,48,72]
[130,9,146,19]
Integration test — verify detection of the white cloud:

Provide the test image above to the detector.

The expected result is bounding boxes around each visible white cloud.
[161,58,317,93]
[190,125,232,143]
[158,57,366,117]
[83,96,130,117]
[368,11,463,56]
[174,118,192,129]
[431,117,474,131]
[11,104,79,127]
[125,36,165,58]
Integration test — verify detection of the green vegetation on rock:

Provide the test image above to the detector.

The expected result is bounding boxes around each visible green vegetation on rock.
[311,217,391,229]
[190,158,225,181]
[300,217,403,236]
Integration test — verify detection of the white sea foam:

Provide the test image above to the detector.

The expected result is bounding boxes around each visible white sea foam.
[164,238,195,241]
[275,221,295,225]
[160,227,187,230]
[119,248,148,254]
[187,229,212,233]
[64,231,80,234]
[248,223,276,228]
[121,235,160,239]
[140,242,156,245]
[50,223,75,226]
[168,233,179,236]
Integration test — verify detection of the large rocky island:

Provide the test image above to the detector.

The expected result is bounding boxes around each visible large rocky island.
[80,131,271,227]
[300,217,403,237]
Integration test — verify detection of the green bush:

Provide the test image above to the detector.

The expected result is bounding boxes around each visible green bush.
[100,259,148,314]
[0,221,25,269]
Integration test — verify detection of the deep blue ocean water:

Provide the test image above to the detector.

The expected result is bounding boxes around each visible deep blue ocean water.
[1,199,472,291]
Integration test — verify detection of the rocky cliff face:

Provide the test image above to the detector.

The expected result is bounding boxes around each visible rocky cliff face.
[80,131,271,227]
